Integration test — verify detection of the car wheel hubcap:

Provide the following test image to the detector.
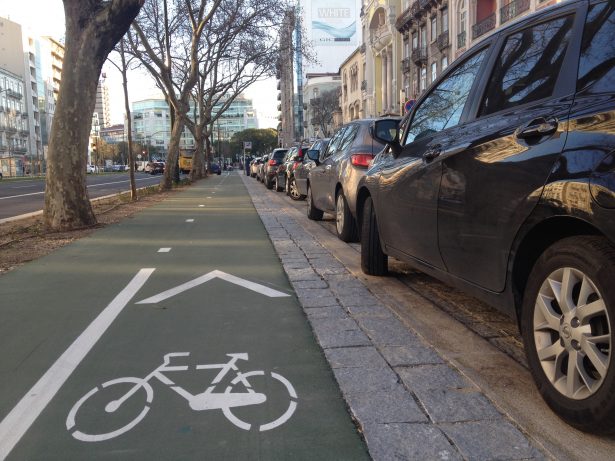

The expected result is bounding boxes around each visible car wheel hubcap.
[336,195,345,234]
[290,179,298,198]
[533,267,611,399]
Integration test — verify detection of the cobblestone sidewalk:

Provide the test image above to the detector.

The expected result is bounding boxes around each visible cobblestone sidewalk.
[240,174,546,461]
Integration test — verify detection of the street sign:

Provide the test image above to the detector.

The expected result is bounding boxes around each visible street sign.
[404,99,416,113]
[243,142,252,150]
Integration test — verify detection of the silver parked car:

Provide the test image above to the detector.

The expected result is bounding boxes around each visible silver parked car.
[304,117,399,242]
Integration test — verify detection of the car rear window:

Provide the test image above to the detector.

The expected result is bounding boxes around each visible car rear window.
[272,151,287,160]
[577,2,615,93]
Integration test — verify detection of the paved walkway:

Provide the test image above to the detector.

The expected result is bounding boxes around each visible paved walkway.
[240,172,547,460]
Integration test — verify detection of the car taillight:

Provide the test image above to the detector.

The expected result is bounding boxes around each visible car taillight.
[292,161,301,170]
[351,153,374,167]
[268,159,277,166]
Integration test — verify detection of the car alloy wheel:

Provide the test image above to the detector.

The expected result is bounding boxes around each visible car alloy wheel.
[289,178,304,201]
[522,236,615,434]
[335,191,358,242]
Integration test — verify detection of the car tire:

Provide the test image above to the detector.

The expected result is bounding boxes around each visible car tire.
[335,190,358,242]
[265,176,273,189]
[288,177,305,201]
[521,236,615,434]
[285,176,291,196]
[274,176,283,192]
[361,196,387,276]
[307,185,323,220]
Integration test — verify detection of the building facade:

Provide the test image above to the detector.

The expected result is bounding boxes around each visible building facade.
[395,0,562,104]
[361,0,404,117]
[339,48,365,123]
[94,74,111,129]
[277,8,296,147]
[303,73,342,140]
[0,68,29,177]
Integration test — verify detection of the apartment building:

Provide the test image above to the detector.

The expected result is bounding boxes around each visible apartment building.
[339,48,364,124]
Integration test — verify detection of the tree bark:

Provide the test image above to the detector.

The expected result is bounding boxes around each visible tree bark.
[120,40,137,200]
[44,0,144,230]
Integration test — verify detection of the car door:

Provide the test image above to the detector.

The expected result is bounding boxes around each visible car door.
[376,47,491,269]
[309,127,347,211]
[327,124,360,210]
[437,3,584,292]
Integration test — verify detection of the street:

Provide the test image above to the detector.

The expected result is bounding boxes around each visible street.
[1,171,615,460]
[0,173,166,221]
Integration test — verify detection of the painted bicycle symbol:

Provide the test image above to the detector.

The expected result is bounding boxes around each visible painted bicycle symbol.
[66,352,298,442]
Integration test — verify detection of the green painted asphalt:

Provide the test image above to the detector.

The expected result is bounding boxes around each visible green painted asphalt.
[0,173,369,460]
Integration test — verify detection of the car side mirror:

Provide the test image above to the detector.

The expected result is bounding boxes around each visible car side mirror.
[372,119,402,156]
[307,149,320,164]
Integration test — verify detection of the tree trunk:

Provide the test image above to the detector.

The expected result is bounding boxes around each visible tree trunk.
[44,0,143,231]
[190,130,205,181]
[121,40,137,200]
[160,117,184,190]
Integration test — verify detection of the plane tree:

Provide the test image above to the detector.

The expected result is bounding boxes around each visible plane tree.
[44,0,145,231]
[128,0,222,190]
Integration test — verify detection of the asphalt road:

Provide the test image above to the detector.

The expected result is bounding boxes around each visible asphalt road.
[0,173,166,220]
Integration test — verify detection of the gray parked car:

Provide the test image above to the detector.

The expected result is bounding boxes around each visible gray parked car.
[304,118,399,242]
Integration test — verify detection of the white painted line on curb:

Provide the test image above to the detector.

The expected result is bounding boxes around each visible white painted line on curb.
[0,268,155,461]
[158,248,171,253]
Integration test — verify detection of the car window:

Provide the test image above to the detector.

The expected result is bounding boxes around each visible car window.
[480,15,575,116]
[323,127,348,160]
[338,125,359,153]
[577,2,615,93]
[404,49,488,146]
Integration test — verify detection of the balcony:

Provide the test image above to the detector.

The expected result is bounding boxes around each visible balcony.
[402,57,411,73]
[395,5,414,32]
[500,0,530,24]
[411,47,428,65]
[6,89,22,100]
[472,13,496,39]
[436,32,450,51]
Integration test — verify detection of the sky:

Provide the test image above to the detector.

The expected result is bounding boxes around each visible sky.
[0,1,279,128]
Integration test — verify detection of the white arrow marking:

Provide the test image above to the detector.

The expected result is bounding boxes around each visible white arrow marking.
[136,270,290,304]
[0,268,155,460]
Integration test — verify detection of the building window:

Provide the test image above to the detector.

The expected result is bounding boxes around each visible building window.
[442,8,449,32]
[431,62,437,82]
[412,32,418,49]
[442,56,449,70]
[431,16,437,41]
[420,27,427,47]
[420,67,427,91]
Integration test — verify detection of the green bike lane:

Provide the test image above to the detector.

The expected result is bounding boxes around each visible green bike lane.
[0,174,369,460]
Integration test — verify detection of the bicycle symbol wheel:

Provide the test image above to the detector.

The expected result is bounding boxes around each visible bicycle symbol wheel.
[222,371,298,431]
[66,377,154,442]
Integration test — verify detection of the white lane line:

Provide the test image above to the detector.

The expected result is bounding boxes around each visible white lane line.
[186,219,195,223]
[199,205,205,207]
[158,248,171,253]
[0,268,155,460]
[0,178,157,201]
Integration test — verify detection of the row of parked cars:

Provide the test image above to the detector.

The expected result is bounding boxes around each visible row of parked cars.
[249,0,615,435]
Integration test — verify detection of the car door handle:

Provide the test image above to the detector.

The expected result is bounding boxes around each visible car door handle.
[423,144,442,161]
[516,117,558,140]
